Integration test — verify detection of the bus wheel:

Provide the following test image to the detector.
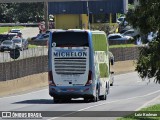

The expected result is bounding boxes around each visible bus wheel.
[99,88,107,100]
[91,88,99,102]
[84,98,89,103]
[100,94,107,100]
[64,98,71,103]
[53,97,60,103]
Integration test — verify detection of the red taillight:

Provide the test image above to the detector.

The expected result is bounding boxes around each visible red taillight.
[48,71,53,80]
[48,71,56,86]
[85,70,92,86]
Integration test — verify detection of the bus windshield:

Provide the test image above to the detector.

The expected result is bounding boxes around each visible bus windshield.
[52,31,89,47]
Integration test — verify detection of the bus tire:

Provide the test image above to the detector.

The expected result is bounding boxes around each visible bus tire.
[101,94,107,100]
[99,88,107,100]
[106,83,110,94]
[0,49,4,52]
[84,98,90,103]
[91,88,99,102]
[99,94,107,100]
[53,97,60,103]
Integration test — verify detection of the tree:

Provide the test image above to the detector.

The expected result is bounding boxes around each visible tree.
[126,0,160,83]
[15,3,44,23]
[0,3,17,23]
[0,3,44,23]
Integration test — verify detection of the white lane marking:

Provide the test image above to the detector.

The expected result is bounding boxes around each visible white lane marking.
[47,89,160,120]
[137,81,142,83]
[135,94,160,111]
[0,88,48,100]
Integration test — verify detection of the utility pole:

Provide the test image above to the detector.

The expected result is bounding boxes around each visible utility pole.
[44,0,49,30]
[87,1,90,30]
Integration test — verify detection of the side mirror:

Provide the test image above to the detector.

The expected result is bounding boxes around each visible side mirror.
[109,51,114,65]
[111,71,114,74]
[110,58,114,65]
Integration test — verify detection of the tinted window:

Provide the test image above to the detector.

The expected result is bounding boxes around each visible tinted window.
[10,30,20,33]
[124,31,134,35]
[52,32,89,47]
[109,35,121,39]
[3,41,12,45]
[114,35,122,38]
[118,18,124,21]
[0,34,14,42]
[120,30,127,34]
[12,39,22,43]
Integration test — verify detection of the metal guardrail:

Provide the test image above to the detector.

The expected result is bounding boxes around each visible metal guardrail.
[0,0,95,3]
[0,23,38,27]
[0,47,48,63]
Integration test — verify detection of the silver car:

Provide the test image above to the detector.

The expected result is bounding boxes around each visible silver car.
[108,33,133,41]
[0,40,15,52]
[12,38,28,50]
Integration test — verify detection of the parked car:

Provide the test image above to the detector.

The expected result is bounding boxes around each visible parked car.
[9,29,21,34]
[22,38,29,49]
[117,17,128,26]
[0,33,16,44]
[119,25,132,34]
[31,33,49,41]
[12,38,28,50]
[0,40,15,52]
[108,33,134,45]
[122,29,138,38]
[108,33,133,41]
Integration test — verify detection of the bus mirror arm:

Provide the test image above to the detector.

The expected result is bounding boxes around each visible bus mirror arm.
[111,71,114,74]
[110,58,114,66]
[109,51,114,65]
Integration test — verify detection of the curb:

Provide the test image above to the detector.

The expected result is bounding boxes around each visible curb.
[136,95,160,111]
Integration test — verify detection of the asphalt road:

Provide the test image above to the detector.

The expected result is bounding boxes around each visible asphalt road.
[0,72,159,120]
[21,27,39,39]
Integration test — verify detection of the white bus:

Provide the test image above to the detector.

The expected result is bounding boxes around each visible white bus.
[48,30,114,103]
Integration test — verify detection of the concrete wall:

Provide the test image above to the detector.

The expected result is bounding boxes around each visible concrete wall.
[110,47,140,61]
[0,73,48,96]
[0,56,48,81]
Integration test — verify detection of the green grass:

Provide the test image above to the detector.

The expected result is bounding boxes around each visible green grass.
[28,44,38,48]
[109,44,135,48]
[0,26,24,34]
[117,104,160,120]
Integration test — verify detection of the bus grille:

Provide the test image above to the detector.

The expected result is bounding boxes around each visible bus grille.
[54,58,86,75]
